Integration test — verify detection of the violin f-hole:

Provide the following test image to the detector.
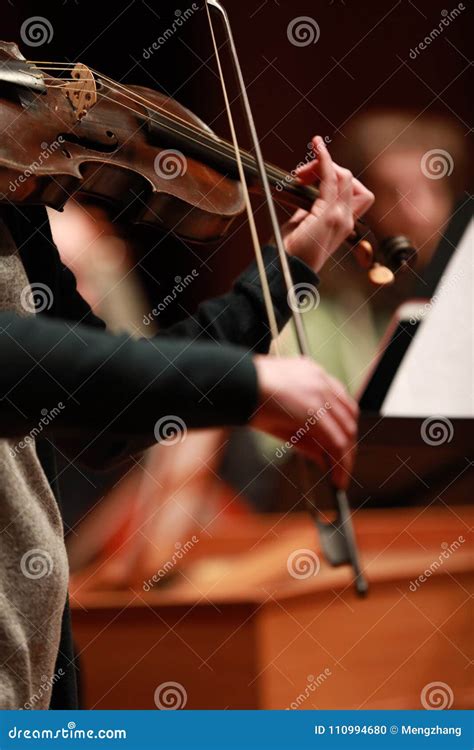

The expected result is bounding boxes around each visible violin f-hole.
[58,131,119,154]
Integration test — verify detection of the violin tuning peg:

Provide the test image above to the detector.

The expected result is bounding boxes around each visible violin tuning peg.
[353,239,373,269]
[368,262,395,286]
[379,235,417,272]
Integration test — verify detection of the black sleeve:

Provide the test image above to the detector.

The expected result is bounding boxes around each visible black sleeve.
[154,245,319,352]
[51,243,317,352]
[12,205,318,351]
[0,311,258,450]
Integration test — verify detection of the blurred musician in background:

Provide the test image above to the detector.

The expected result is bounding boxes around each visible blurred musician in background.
[297,110,470,395]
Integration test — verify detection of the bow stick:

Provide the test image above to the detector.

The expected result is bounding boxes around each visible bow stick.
[205,0,368,596]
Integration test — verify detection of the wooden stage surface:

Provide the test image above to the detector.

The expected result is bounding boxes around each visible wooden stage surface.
[70,505,473,709]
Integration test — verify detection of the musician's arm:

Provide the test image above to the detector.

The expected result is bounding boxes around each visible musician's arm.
[36,243,316,468]
[0,309,259,456]
[5,206,317,470]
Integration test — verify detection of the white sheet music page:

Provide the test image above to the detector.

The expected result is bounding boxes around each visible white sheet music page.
[382,217,474,417]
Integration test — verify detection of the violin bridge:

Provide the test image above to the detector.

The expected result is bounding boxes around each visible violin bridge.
[66,63,97,120]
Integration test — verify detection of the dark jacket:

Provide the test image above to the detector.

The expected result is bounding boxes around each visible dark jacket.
[0,204,317,707]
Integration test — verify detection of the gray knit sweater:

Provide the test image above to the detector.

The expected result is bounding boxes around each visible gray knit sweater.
[0,219,69,709]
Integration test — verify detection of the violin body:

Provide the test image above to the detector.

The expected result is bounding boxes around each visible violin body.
[0,42,244,242]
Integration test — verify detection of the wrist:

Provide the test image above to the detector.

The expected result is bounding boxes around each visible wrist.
[251,355,277,431]
[284,235,324,274]
[253,354,272,404]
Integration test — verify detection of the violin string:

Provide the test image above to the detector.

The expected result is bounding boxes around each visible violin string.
[62,72,289,181]
[31,60,243,153]
[36,63,312,195]
[41,78,305,193]
[40,79,257,170]
[28,60,317,198]
[29,61,299,185]
[29,61,252,148]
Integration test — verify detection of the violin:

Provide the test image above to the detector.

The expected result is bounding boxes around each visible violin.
[0,41,415,286]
